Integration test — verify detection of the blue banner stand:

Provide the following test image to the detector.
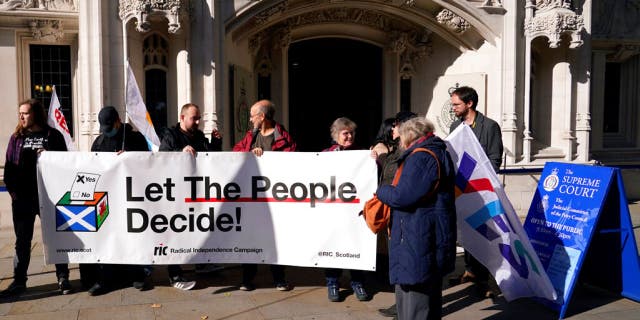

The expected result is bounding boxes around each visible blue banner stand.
[583,169,640,302]
[524,163,640,319]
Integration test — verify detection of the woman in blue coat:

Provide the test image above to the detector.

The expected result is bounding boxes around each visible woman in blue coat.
[376,117,457,320]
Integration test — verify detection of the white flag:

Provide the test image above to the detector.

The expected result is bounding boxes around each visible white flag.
[125,60,161,151]
[444,125,557,302]
[47,86,75,151]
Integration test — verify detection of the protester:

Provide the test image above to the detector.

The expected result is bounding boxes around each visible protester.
[375,111,417,186]
[448,86,503,298]
[159,103,222,290]
[233,99,295,291]
[81,106,149,296]
[374,111,417,318]
[376,117,457,320]
[370,117,395,159]
[1,99,73,297]
[323,117,369,302]
[160,103,221,155]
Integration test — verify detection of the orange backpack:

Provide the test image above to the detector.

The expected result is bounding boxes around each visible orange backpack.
[363,147,440,234]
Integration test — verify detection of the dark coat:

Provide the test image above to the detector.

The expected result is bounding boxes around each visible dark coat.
[233,123,296,152]
[376,134,457,286]
[450,111,503,172]
[159,123,220,152]
[91,123,149,152]
[378,147,401,186]
[4,126,67,201]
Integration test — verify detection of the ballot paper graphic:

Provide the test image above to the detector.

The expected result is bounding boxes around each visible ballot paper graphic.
[70,173,100,200]
[56,173,109,232]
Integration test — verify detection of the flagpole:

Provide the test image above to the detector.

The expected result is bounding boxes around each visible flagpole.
[122,19,128,151]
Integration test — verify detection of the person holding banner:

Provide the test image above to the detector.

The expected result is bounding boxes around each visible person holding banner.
[233,99,295,292]
[80,106,150,296]
[161,103,222,155]
[159,103,221,290]
[92,106,149,153]
[323,117,369,302]
[376,117,457,320]
[1,99,73,297]
[448,86,503,298]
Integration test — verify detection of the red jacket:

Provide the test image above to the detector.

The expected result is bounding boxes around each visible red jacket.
[233,123,296,152]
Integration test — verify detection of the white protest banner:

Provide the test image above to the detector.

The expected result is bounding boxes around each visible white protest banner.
[445,125,557,302]
[37,151,377,270]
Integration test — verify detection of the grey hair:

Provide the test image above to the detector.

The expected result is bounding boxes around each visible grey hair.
[398,117,435,149]
[330,117,357,142]
[254,100,276,120]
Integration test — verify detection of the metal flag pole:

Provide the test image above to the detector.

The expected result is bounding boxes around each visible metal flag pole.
[122,19,128,152]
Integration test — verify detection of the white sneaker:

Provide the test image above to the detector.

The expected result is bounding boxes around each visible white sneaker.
[170,277,196,291]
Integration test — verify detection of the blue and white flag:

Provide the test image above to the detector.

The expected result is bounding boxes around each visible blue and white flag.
[445,124,557,302]
[125,60,161,151]
[47,86,75,150]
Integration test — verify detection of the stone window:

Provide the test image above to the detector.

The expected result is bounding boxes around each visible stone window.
[30,44,73,136]
[143,33,168,134]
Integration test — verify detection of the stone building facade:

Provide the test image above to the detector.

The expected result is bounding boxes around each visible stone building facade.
[0,0,638,215]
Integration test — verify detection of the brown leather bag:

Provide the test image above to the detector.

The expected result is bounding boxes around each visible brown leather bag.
[363,147,440,234]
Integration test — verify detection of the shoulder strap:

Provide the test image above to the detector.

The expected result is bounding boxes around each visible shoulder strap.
[413,147,440,195]
[391,147,441,198]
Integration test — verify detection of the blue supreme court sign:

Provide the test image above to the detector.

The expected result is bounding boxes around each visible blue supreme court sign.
[523,162,640,319]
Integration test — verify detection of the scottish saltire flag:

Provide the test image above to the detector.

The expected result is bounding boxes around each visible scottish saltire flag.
[55,192,109,232]
[47,86,75,150]
[125,60,161,151]
[444,124,557,302]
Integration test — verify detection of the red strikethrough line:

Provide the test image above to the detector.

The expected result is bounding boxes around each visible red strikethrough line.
[184,197,360,203]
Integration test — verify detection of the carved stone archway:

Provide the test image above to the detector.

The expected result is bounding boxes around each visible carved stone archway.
[226,0,503,88]
[224,0,504,134]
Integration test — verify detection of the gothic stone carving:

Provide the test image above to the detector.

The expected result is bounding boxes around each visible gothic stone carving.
[249,6,433,78]
[254,0,288,26]
[287,7,390,31]
[389,29,432,79]
[436,9,470,34]
[29,19,64,42]
[535,0,571,12]
[272,24,291,50]
[525,0,584,48]
[0,0,76,11]
[388,31,409,53]
[118,0,189,34]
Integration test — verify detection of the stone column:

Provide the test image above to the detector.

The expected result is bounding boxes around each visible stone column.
[77,1,107,150]
[574,1,592,162]
[500,0,522,165]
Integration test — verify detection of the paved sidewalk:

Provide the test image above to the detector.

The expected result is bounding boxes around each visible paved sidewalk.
[0,191,639,319]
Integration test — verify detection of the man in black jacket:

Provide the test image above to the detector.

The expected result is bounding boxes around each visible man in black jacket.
[159,103,222,290]
[80,106,150,296]
[449,86,504,299]
[160,103,221,154]
[91,106,149,152]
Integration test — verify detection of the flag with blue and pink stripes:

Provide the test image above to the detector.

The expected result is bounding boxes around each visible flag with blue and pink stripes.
[445,124,557,302]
